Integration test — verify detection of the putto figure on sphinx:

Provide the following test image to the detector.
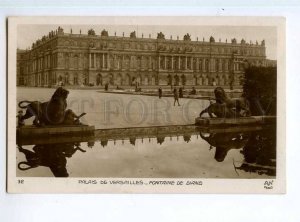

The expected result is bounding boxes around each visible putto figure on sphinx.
[200,87,251,118]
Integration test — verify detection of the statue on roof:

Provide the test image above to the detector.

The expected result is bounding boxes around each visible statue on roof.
[130,31,136,38]
[88,29,96,36]
[184,33,191,41]
[231,38,237,44]
[57,26,64,34]
[101,29,109,37]
[157,32,165,40]
[209,36,215,43]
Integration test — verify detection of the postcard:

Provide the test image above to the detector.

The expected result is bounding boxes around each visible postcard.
[7,16,285,193]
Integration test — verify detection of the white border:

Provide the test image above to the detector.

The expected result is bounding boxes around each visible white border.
[7,16,285,194]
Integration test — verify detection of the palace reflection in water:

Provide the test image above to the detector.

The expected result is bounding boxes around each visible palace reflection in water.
[17,125,276,178]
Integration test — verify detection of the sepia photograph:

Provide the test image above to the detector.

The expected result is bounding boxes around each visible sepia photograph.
[7,16,285,193]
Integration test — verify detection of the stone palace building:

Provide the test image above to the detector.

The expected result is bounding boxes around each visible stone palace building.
[17,27,276,88]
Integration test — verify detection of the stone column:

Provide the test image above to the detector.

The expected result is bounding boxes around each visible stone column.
[158,55,161,70]
[185,56,187,70]
[141,55,144,70]
[113,54,116,69]
[196,58,199,71]
[101,53,104,69]
[89,53,91,68]
[107,54,110,69]
[190,57,193,70]
[164,56,167,70]
[129,56,133,69]
[171,56,174,70]
[178,56,181,69]
[94,53,96,68]
[149,56,152,70]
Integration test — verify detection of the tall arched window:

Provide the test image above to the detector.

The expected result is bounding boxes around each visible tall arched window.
[73,73,78,85]
[64,73,69,85]
[65,53,69,69]
[205,59,209,72]
[74,55,78,69]
[199,60,202,70]
[215,59,219,72]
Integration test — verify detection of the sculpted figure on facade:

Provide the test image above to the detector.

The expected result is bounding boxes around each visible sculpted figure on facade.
[130,31,136,38]
[183,33,191,41]
[17,28,272,88]
[157,32,165,40]
[101,29,109,37]
[88,29,96,36]
[57,26,64,35]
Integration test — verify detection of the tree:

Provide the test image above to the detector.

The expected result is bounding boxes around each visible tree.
[242,66,277,116]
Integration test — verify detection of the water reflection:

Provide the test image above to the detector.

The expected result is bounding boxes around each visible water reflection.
[17,125,276,178]
[200,132,250,162]
[236,127,276,176]
[18,143,86,177]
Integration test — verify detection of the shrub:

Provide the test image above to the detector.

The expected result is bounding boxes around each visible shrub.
[242,67,277,116]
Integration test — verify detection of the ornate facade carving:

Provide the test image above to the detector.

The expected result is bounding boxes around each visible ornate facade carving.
[17,27,272,88]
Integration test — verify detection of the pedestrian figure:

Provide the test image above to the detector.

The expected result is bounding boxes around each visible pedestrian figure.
[105,83,109,91]
[179,87,183,98]
[173,88,180,106]
[16,110,25,127]
[189,87,197,95]
[158,87,162,99]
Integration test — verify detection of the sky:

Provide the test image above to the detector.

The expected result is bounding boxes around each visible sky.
[18,24,277,60]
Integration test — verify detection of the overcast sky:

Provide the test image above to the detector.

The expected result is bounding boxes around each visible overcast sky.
[18,25,277,60]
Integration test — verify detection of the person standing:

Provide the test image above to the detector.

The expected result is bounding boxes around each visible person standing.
[179,87,183,98]
[190,87,196,95]
[104,83,109,91]
[173,88,180,106]
[158,87,162,99]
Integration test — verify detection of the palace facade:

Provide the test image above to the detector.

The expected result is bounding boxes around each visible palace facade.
[17,27,274,87]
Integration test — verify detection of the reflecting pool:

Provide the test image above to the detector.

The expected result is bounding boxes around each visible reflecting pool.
[17,125,276,179]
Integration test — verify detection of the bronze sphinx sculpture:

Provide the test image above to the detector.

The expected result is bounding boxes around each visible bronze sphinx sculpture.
[200,87,251,118]
[18,87,85,126]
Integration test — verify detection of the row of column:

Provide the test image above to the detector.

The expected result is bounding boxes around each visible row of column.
[89,53,109,69]
[31,54,54,73]
[158,55,232,72]
[88,53,240,72]
[159,55,190,70]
